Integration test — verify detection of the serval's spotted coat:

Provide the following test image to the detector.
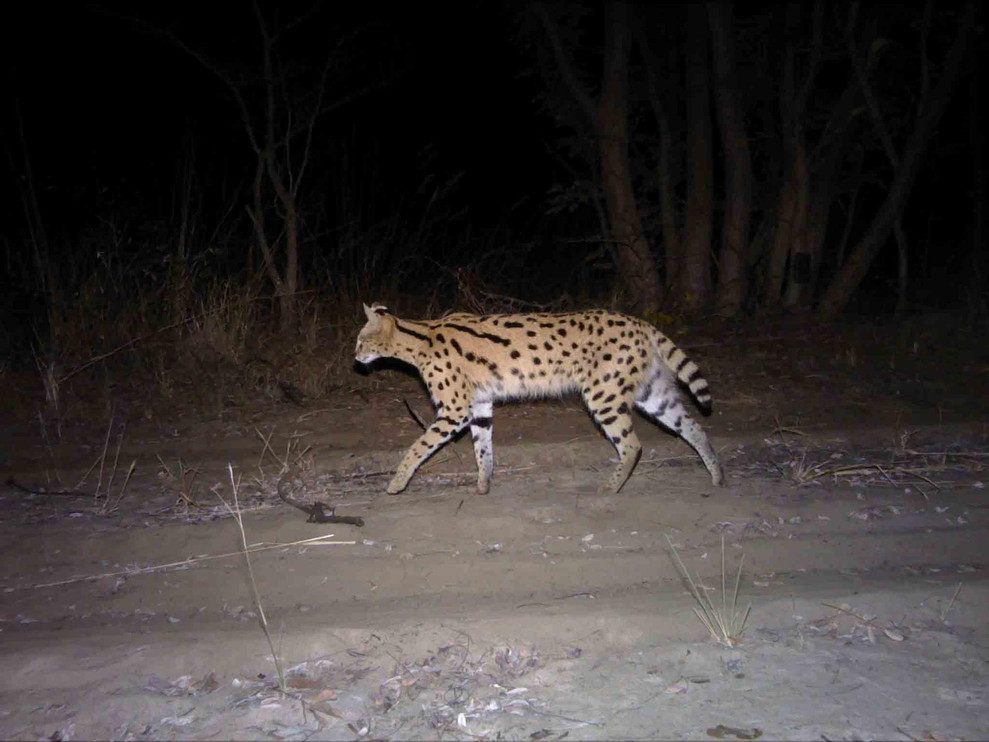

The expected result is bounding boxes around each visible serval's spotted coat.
[355,303,724,495]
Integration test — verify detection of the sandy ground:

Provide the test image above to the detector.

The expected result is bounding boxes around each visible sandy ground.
[2,323,988,741]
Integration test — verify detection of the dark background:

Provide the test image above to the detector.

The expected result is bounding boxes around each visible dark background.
[1,1,984,368]
[1,2,551,241]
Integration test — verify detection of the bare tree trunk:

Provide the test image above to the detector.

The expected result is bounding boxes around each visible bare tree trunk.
[535,1,662,316]
[682,2,714,312]
[597,1,662,315]
[250,155,283,297]
[707,0,751,317]
[783,170,828,309]
[636,25,682,293]
[817,1,976,320]
[767,1,819,308]
[281,199,299,331]
[766,150,804,306]
[164,3,337,334]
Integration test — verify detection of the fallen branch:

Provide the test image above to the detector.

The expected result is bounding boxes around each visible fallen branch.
[21,533,355,591]
[277,466,365,526]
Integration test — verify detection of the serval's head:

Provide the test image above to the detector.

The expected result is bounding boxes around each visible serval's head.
[354,302,396,364]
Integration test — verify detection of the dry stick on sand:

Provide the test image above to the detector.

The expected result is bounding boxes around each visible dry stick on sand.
[820,602,906,641]
[940,583,963,622]
[24,533,354,591]
[276,466,365,525]
[792,459,942,495]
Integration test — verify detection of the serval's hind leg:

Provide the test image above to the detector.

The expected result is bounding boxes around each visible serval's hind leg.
[469,397,494,494]
[582,388,642,494]
[635,374,724,486]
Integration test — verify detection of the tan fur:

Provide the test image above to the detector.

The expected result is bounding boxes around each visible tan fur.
[355,303,723,494]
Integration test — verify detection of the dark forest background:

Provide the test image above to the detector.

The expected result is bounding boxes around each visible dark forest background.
[1,1,984,411]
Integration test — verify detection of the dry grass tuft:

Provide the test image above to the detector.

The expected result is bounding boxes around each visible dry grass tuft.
[666,534,751,648]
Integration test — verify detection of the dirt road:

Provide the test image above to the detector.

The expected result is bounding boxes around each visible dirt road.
[2,375,987,740]
[3,317,989,740]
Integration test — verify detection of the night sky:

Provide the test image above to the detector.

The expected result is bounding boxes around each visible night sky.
[3,1,550,235]
[1,1,982,325]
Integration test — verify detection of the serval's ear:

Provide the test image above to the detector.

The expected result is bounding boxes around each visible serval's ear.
[362,303,381,332]
[362,303,391,333]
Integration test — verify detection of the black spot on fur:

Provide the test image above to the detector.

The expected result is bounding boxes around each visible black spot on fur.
[443,323,511,346]
[395,322,433,346]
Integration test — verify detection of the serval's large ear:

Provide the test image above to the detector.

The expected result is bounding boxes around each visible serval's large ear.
[362,303,381,332]
[362,302,390,333]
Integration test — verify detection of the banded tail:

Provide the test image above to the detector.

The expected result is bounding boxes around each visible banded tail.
[656,333,713,414]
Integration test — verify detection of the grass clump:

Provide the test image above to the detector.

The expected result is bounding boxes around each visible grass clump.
[666,534,751,648]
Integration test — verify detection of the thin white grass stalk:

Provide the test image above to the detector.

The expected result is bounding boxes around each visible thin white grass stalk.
[721,535,728,625]
[292,443,313,468]
[941,582,962,622]
[283,435,311,469]
[665,534,719,641]
[96,414,114,501]
[223,463,287,693]
[178,457,198,504]
[27,533,353,590]
[254,427,278,473]
[76,453,104,491]
[105,427,125,504]
[666,534,750,647]
[731,549,749,639]
[105,460,136,514]
[155,453,174,479]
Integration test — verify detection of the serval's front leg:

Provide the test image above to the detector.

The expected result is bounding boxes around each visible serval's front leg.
[387,410,469,494]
